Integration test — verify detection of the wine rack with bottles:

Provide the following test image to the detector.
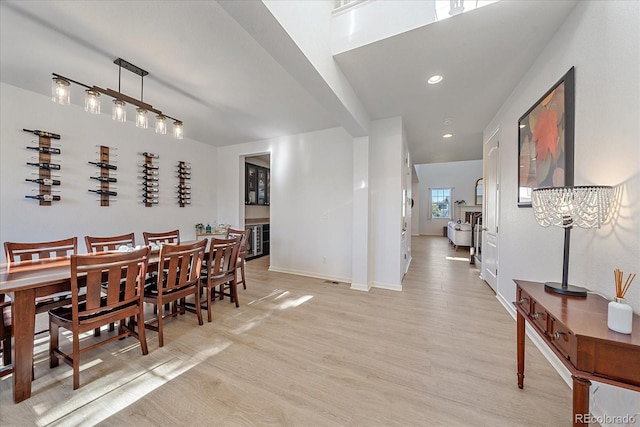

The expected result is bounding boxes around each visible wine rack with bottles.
[88,145,117,206]
[177,161,191,207]
[140,152,159,207]
[23,128,62,206]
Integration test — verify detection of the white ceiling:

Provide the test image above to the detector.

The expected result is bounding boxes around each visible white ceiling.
[0,0,578,165]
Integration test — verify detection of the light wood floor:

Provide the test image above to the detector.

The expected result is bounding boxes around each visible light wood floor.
[0,236,574,426]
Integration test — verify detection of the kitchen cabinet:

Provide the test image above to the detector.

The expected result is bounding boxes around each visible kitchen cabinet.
[245,163,269,205]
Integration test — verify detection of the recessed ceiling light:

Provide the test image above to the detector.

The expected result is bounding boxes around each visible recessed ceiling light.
[427,75,443,85]
[443,133,453,139]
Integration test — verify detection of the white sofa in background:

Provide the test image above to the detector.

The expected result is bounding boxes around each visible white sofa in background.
[448,221,472,249]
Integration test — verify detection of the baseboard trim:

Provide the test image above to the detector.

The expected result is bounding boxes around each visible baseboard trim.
[267,266,350,285]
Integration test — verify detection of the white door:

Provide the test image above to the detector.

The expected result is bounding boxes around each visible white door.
[483,130,500,292]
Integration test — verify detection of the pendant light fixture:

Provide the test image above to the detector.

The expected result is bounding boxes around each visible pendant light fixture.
[173,121,183,140]
[155,115,167,134]
[51,77,70,104]
[52,58,183,138]
[84,90,101,114]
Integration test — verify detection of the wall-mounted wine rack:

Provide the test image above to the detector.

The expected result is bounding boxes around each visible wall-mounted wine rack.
[23,128,62,206]
[140,152,159,207]
[177,161,191,207]
[88,145,117,206]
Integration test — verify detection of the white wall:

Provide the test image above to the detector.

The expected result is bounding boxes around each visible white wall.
[369,117,404,290]
[217,126,354,283]
[415,160,483,235]
[0,83,218,262]
[484,0,639,420]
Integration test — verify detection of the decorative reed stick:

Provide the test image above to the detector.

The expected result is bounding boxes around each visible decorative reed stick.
[614,268,636,299]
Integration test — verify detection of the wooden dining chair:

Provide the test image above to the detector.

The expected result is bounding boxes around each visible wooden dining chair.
[85,233,136,336]
[85,233,135,253]
[225,228,250,290]
[4,237,78,314]
[142,229,180,246]
[143,239,205,347]
[200,236,242,322]
[48,247,150,390]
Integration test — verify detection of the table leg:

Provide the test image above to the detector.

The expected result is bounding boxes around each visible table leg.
[572,376,591,427]
[12,288,36,403]
[517,311,525,389]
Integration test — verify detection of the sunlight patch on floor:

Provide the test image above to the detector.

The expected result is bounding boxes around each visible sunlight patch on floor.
[35,342,232,426]
[446,256,471,262]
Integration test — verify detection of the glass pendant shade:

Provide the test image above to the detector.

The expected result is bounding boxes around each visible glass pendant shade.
[51,77,70,104]
[173,121,183,140]
[136,108,148,128]
[155,115,167,134]
[84,90,101,114]
[112,99,126,122]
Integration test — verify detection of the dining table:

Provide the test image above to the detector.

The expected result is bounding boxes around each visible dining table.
[0,238,225,403]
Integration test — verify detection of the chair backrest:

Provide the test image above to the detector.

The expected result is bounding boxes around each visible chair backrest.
[226,228,250,255]
[85,233,135,253]
[4,237,78,262]
[143,229,180,246]
[157,239,206,294]
[205,236,241,280]
[71,247,149,322]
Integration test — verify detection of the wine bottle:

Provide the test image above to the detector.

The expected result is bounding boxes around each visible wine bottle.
[25,178,61,186]
[90,176,117,183]
[27,162,61,170]
[26,146,61,155]
[139,175,159,181]
[141,152,159,159]
[140,181,159,187]
[177,173,191,179]
[141,193,159,199]
[88,161,117,170]
[176,169,191,175]
[88,189,117,197]
[177,164,191,170]
[25,194,60,201]
[142,187,159,193]
[141,198,159,204]
[138,163,159,170]
[176,184,191,189]
[23,129,61,140]
[140,169,159,176]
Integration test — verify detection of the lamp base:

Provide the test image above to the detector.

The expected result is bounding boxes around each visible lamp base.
[544,282,588,297]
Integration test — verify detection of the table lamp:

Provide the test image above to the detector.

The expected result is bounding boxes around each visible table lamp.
[531,185,614,297]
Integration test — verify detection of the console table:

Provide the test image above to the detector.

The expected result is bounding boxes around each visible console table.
[513,280,640,426]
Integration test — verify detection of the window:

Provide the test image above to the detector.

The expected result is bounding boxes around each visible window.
[430,188,452,219]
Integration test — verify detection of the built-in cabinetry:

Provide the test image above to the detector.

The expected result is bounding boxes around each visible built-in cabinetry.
[245,163,269,205]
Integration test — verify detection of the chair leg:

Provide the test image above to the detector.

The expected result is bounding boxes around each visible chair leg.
[240,261,246,289]
[49,320,59,368]
[137,309,149,355]
[207,286,213,323]
[157,302,164,348]
[72,331,80,390]
[194,289,203,326]
[231,280,239,308]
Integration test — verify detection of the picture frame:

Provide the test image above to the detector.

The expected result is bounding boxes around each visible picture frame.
[517,67,574,207]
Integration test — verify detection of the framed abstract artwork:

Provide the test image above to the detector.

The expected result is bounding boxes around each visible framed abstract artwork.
[517,67,575,207]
